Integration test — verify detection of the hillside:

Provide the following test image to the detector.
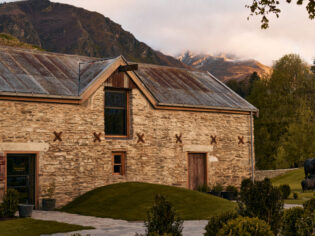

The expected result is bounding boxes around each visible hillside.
[0,33,42,50]
[0,0,185,67]
[179,51,271,81]
[61,182,236,220]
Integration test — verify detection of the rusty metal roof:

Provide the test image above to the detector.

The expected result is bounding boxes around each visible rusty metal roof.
[135,63,258,112]
[0,46,116,96]
[0,46,257,112]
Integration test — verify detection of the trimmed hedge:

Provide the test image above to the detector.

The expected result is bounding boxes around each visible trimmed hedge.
[217,216,274,236]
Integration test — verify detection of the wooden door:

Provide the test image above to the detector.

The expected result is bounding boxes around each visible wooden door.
[188,153,207,190]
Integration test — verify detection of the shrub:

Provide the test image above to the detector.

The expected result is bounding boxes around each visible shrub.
[303,198,315,212]
[226,185,238,198]
[204,211,238,236]
[211,183,223,193]
[293,192,298,199]
[217,216,274,236]
[279,184,291,199]
[2,189,19,217]
[140,194,183,236]
[238,178,283,234]
[0,204,4,217]
[296,210,315,236]
[197,184,210,193]
[281,207,304,236]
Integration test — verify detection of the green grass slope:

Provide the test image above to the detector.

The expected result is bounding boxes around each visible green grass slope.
[272,168,314,204]
[0,33,43,50]
[61,182,236,221]
[0,218,93,236]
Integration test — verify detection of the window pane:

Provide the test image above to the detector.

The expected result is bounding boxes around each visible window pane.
[105,109,126,135]
[114,155,121,164]
[105,91,126,108]
[114,165,121,173]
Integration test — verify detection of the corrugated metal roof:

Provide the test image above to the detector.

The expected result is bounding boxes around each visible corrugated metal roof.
[0,46,116,96]
[135,63,257,112]
[0,46,257,112]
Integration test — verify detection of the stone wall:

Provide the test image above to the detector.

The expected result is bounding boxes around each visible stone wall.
[255,168,298,181]
[0,73,254,207]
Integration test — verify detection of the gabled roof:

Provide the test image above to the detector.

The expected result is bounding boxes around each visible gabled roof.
[134,64,257,112]
[0,45,116,97]
[0,46,258,114]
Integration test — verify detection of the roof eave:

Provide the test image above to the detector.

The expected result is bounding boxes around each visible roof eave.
[157,102,258,114]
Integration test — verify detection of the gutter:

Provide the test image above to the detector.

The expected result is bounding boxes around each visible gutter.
[0,92,81,104]
[157,102,258,114]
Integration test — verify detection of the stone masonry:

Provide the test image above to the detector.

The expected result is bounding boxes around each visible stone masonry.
[0,72,254,207]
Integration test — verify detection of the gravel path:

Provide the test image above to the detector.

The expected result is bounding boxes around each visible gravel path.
[33,204,302,236]
[32,210,207,236]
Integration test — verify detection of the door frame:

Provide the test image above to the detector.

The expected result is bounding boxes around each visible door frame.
[187,152,208,190]
[4,151,39,209]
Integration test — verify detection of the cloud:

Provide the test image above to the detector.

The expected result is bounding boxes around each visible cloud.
[1,0,315,65]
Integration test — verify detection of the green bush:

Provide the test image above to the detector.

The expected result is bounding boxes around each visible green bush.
[197,184,210,193]
[211,184,223,193]
[204,211,238,236]
[281,207,304,236]
[217,216,274,236]
[2,189,19,217]
[296,210,315,236]
[293,192,298,199]
[226,185,238,198]
[0,204,4,217]
[140,195,183,236]
[279,184,291,199]
[303,198,315,212]
[238,178,283,234]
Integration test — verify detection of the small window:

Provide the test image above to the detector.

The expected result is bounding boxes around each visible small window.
[112,152,125,175]
[105,90,128,136]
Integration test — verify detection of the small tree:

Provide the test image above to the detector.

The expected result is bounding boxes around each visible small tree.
[238,178,284,234]
[140,195,183,236]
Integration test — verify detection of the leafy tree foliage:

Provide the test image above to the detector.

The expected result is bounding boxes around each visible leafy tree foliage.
[226,72,260,98]
[247,54,315,169]
[247,0,315,29]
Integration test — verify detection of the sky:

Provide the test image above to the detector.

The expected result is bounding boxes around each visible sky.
[2,0,315,65]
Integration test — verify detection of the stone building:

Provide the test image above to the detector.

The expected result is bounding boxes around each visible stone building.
[0,46,257,208]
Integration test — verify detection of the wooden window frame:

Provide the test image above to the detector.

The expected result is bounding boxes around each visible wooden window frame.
[112,152,126,176]
[104,88,130,138]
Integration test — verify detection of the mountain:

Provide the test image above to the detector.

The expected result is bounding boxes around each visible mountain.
[0,0,185,67]
[178,51,271,82]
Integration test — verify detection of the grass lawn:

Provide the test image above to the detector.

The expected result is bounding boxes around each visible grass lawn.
[0,218,93,236]
[61,182,236,221]
[271,168,314,204]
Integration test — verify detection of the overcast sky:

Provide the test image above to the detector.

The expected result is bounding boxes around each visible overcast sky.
[2,0,315,65]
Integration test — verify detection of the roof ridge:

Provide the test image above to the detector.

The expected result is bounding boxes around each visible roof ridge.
[135,61,202,73]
